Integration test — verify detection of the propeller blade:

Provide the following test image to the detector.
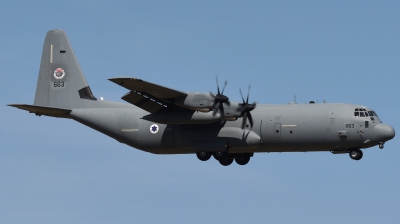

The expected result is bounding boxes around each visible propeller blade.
[248,112,254,128]
[239,88,245,104]
[243,129,251,140]
[212,102,220,115]
[246,85,251,104]
[238,85,256,129]
[224,100,230,107]
[221,80,227,95]
[219,103,225,121]
[241,112,248,129]
[216,76,221,95]
[210,91,216,98]
[210,76,230,117]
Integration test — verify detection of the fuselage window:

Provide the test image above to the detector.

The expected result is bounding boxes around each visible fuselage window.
[368,111,374,116]
[354,111,359,117]
[360,112,365,117]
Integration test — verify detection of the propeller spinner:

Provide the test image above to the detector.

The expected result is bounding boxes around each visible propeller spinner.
[210,76,230,120]
[238,86,256,129]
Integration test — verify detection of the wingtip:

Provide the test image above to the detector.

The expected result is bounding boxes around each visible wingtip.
[7,104,22,108]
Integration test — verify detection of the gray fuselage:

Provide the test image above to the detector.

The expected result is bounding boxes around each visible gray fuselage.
[69,100,392,155]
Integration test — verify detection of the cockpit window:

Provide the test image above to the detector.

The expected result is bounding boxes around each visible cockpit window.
[354,108,378,118]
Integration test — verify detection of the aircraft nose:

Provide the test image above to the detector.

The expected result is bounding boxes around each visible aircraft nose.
[373,123,395,142]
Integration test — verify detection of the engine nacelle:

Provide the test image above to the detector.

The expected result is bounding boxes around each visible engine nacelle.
[174,92,213,111]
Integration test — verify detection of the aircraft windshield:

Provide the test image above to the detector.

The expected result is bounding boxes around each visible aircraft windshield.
[354,108,378,118]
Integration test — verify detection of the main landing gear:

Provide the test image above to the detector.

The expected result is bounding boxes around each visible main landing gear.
[196,151,253,166]
[349,149,363,160]
[196,151,212,161]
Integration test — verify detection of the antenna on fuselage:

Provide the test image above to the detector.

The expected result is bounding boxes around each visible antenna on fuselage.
[294,95,296,104]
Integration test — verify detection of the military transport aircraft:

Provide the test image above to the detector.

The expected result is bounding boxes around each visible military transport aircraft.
[9,30,396,166]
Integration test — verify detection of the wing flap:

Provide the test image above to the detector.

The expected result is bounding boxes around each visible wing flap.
[121,91,166,113]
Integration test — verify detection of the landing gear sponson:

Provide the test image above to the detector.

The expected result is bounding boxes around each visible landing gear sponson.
[196,151,253,166]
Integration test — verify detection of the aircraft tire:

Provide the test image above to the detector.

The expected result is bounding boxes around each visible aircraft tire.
[219,158,234,166]
[349,149,363,160]
[235,154,251,165]
[196,151,212,161]
[213,151,227,160]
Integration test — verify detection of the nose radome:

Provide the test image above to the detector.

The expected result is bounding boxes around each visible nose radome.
[373,123,395,142]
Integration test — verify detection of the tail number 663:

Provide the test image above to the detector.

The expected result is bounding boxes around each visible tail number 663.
[54,81,64,88]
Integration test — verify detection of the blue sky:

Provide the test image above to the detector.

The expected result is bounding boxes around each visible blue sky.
[1,1,399,223]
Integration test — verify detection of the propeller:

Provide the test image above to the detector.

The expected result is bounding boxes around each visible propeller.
[210,76,230,120]
[238,85,256,129]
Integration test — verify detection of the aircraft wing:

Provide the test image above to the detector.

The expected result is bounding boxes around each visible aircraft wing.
[109,77,188,113]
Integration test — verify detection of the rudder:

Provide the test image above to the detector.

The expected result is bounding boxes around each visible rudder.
[34,29,96,109]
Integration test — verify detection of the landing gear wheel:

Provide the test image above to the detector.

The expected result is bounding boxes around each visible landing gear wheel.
[219,158,234,166]
[379,143,384,149]
[349,149,363,160]
[196,151,212,161]
[213,151,227,160]
[235,154,251,165]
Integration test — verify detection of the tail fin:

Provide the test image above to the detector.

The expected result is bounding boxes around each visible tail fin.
[34,29,96,109]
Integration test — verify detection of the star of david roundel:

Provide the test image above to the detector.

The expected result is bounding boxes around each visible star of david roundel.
[150,124,159,134]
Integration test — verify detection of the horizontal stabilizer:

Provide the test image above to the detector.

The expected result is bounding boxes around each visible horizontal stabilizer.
[8,104,72,118]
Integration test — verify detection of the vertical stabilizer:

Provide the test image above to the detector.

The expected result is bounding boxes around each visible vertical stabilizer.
[34,30,96,109]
